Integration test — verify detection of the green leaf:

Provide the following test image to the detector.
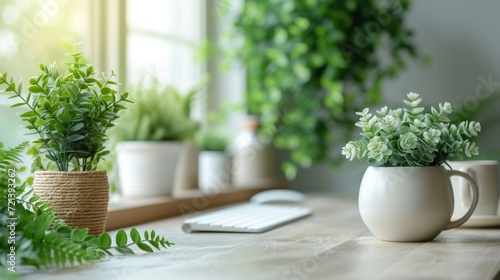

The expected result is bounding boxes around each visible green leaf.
[20,111,37,118]
[130,227,141,244]
[34,213,55,242]
[60,252,67,267]
[28,85,43,93]
[71,228,89,242]
[29,195,41,203]
[116,229,127,247]
[67,134,85,142]
[148,240,160,250]
[57,225,72,236]
[102,94,115,101]
[101,87,111,95]
[98,233,112,249]
[115,246,135,255]
[282,161,298,180]
[11,102,25,108]
[136,242,154,253]
[114,104,127,110]
[84,235,101,247]
[71,123,85,132]
[5,82,15,91]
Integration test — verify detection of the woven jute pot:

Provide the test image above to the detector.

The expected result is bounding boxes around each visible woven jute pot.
[33,170,109,236]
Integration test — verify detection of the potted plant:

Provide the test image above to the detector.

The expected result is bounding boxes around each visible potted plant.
[0,142,173,274]
[113,80,200,197]
[197,130,231,192]
[342,92,481,242]
[230,0,423,179]
[0,51,130,236]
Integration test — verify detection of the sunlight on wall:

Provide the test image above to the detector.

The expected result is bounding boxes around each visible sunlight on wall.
[0,0,84,148]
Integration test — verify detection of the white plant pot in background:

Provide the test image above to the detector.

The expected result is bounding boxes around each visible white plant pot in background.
[117,141,184,197]
[198,151,231,193]
[174,144,201,191]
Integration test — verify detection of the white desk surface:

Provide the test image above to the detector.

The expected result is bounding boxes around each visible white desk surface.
[20,195,500,280]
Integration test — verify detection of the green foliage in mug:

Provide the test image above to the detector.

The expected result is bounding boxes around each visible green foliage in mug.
[0,142,174,275]
[0,51,131,171]
[114,80,200,142]
[342,93,481,166]
[231,0,422,178]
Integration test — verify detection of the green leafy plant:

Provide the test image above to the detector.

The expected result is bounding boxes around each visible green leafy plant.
[114,80,199,142]
[230,0,422,178]
[199,130,229,152]
[0,50,131,171]
[342,92,481,166]
[0,142,174,275]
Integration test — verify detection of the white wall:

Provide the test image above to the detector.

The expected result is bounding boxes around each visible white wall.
[292,0,500,194]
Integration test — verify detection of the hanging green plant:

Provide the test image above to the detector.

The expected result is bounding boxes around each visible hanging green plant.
[231,0,423,178]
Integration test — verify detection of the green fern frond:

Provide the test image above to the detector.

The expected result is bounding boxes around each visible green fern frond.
[0,142,28,169]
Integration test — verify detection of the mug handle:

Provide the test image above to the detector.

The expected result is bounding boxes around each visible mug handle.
[445,170,479,230]
[458,167,476,207]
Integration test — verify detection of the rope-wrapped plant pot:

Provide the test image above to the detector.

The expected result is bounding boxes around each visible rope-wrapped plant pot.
[33,170,109,236]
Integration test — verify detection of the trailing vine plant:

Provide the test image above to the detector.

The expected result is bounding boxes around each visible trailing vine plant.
[230,0,423,178]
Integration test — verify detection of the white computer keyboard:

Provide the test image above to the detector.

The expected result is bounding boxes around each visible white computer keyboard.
[182,203,312,233]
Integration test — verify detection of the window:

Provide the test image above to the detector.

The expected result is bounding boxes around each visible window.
[0,0,280,225]
[0,0,246,143]
[126,0,205,92]
[0,0,84,146]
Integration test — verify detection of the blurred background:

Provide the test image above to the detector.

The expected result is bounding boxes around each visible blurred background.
[0,0,499,195]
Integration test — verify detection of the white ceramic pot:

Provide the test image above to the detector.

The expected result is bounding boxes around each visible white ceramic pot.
[359,166,479,242]
[174,144,201,191]
[117,141,184,197]
[198,151,231,193]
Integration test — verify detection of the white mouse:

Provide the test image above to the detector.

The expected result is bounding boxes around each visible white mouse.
[250,189,305,204]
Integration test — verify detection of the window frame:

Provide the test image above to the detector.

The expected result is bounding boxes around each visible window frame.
[84,0,264,227]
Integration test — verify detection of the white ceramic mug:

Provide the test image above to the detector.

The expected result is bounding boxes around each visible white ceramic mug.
[448,160,499,216]
[359,166,478,242]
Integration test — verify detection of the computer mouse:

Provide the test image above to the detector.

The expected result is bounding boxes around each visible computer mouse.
[250,189,305,204]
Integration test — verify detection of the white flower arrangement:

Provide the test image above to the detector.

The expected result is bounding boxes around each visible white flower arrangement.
[342,92,481,166]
